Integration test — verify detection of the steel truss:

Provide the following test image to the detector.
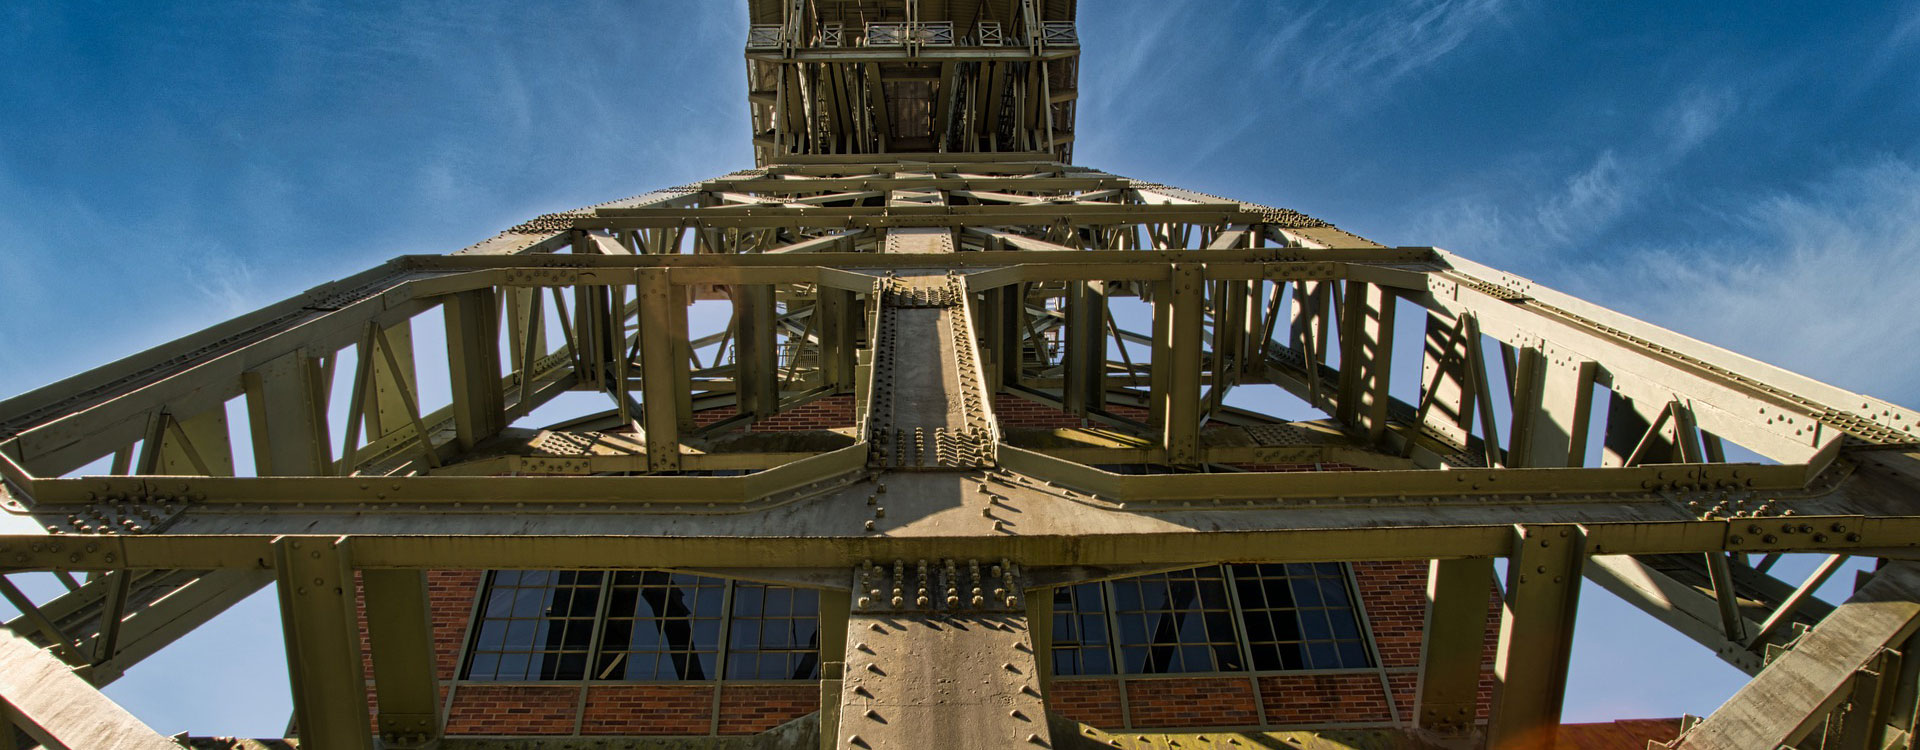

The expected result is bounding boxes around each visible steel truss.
[4,4,1920,750]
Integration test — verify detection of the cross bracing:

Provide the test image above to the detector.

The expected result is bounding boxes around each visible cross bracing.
[2,4,1920,750]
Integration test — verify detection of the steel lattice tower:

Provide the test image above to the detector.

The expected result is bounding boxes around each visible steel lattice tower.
[3,3,1919,749]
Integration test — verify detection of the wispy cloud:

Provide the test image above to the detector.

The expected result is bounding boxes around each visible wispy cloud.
[1580,156,1920,405]
[1403,83,1741,261]
[1288,0,1512,105]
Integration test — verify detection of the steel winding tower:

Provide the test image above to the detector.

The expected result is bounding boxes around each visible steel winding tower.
[3,2,1920,748]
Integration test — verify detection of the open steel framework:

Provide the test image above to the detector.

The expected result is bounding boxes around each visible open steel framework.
[3,2,1919,749]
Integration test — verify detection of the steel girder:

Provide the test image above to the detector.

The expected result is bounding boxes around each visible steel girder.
[0,156,1916,749]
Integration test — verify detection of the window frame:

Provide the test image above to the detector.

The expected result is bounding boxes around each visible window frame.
[459,570,826,685]
[1050,563,1378,679]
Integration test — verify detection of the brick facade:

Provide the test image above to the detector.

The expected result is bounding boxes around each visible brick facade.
[358,400,1502,739]
[1045,560,1501,732]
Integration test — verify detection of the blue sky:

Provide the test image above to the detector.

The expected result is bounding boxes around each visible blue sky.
[1,0,1917,738]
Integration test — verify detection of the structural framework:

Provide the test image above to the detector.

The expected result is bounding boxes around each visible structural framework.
[3,2,1919,749]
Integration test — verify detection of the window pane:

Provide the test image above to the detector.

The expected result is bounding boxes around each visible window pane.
[1049,582,1115,676]
[722,583,821,680]
[595,571,726,681]
[1228,563,1373,671]
[1110,567,1239,674]
[463,570,602,681]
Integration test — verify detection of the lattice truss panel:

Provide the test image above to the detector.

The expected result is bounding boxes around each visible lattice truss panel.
[743,0,1080,164]
[2,153,1918,749]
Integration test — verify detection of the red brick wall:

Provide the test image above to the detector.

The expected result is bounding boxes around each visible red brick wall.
[581,685,713,735]
[447,684,578,735]
[993,394,1149,428]
[694,395,855,430]
[717,684,820,734]
[1259,673,1392,724]
[1126,677,1260,728]
[1050,680,1125,727]
[1354,561,1426,669]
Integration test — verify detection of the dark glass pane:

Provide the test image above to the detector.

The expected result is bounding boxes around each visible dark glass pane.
[1205,611,1236,641]
[1337,640,1370,667]
[467,652,499,680]
[794,590,818,616]
[733,587,763,617]
[1053,651,1076,676]
[1261,577,1296,609]
[498,652,530,680]
[556,652,587,680]
[1330,611,1360,639]
[1212,643,1243,671]
[1234,576,1266,608]
[1177,611,1206,642]
[1053,614,1074,638]
[1306,641,1337,669]
[1120,646,1148,673]
[1271,614,1301,641]
[1302,611,1332,640]
[1241,612,1274,642]
[765,587,791,616]
[494,570,522,586]
[1079,615,1108,644]
[511,588,546,617]
[693,619,721,648]
[1179,645,1211,672]
[1116,614,1147,644]
[1250,643,1283,671]
[1320,578,1351,606]
[504,619,536,647]
[475,620,507,650]
[1276,642,1305,669]
[1080,647,1113,676]
[1111,581,1142,611]
[1290,577,1323,606]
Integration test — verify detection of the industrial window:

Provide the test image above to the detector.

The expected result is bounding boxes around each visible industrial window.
[726,581,822,680]
[1232,563,1372,670]
[1051,564,1372,676]
[462,570,822,682]
[1050,582,1114,676]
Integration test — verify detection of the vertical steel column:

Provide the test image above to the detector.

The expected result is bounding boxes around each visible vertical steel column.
[443,288,505,452]
[362,570,442,748]
[1161,265,1203,464]
[817,286,858,392]
[1416,557,1495,736]
[1063,280,1105,415]
[1507,348,1596,468]
[273,537,374,750]
[734,283,780,418]
[1487,525,1585,750]
[1335,281,1395,444]
[243,349,331,476]
[637,269,685,471]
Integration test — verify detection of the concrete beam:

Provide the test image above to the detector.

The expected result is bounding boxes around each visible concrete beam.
[0,624,181,750]
[1676,562,1920,750]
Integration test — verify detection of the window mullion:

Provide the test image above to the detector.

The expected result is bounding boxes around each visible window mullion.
[583,572,615,680]
[1223,565,1257,675]
[1102,580,1123,675]
[715,579,737,682]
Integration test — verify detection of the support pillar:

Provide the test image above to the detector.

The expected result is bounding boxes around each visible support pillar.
[443,288,505,452]
[243,349,331,476]
[1335,281,1395,444]
[1487,525,1585,750]
[1160,264,1203,465]
[274,537,374,750]
[637,268,686,471]
[1417,557,1495,737]
[363,570,442,748]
